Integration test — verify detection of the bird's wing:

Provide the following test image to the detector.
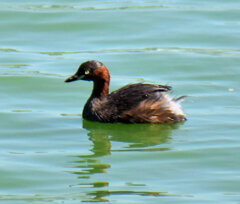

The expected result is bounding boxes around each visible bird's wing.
[107,83,171,111]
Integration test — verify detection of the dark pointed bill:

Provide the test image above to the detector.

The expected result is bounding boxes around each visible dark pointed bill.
[65,74,78,83]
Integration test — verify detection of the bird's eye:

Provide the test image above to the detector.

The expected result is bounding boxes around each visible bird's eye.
[85,70,90,75]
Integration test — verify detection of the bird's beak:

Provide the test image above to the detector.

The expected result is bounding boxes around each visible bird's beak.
[65,74,79,83]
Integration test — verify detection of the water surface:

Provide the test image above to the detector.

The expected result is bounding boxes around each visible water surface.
[1,0,240,203]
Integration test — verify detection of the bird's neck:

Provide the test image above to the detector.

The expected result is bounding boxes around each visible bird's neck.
[91,79,109,99]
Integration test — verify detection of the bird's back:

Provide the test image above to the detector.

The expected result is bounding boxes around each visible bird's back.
[84,83,186,123]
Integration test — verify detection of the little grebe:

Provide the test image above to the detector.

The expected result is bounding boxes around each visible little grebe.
[65,60,186,123]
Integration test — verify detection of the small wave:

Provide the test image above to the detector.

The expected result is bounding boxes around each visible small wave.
[225,106,240,109]
[11,109,32,113]
[80,5,170,11]
[0,4,74,12]
[77,5,240,12]
[0,64,29,68]
[0,70,68,79]
[0,48,19,52]
[8,151,24,154]
[1,3,240,12]
[60,113,81,117]
[1,46,240,57]
[38,47,240,57]
[112,147,170,152]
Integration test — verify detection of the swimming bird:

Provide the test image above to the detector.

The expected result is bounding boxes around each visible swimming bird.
[65,60,186,123]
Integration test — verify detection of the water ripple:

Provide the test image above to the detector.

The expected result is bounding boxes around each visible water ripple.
[0,70,67,78]
[1,46,240,56]
[0,190,189,203]
[1,3,240,12]
[0,64,29,69]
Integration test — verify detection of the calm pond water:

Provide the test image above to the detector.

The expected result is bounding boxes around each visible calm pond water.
[1,0,240,203]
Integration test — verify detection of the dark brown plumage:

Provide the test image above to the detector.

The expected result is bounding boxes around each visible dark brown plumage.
[65,60,186,123]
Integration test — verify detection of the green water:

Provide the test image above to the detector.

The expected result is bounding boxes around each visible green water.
[1,0,240,203]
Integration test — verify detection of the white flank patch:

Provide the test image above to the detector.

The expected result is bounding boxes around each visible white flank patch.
[164,94,185,116]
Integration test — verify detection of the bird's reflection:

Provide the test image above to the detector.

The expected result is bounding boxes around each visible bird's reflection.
[83,120,181,156]
[71,120,182,202]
